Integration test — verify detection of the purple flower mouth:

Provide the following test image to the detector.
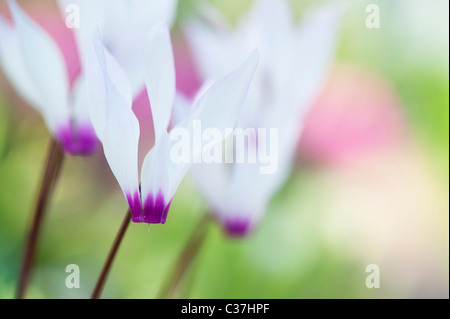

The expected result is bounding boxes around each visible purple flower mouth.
[223,217,252,237]
[142,191,172,224]
[129,191,172,224]
[57,123,98,155]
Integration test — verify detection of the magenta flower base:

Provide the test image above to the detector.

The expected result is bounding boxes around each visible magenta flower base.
[127,191,172,224]
[223,217,253,237]
[57,123,98,155]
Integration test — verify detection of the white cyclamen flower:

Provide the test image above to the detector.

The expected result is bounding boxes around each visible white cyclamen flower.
[184,0,344,235]
[0,0,97,154]
[87,24,258,223]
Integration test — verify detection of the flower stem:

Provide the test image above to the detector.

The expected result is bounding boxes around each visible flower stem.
[16,137,64,299]
[157,214,210,299]
[91,210,131,299]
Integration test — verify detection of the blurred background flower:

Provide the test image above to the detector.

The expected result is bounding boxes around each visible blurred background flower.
[298,63,406,165]
[0,0,448,298]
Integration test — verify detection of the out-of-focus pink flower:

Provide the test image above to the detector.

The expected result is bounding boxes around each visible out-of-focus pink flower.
[299,64,406,165]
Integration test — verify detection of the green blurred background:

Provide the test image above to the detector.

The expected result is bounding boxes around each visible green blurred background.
[0,0,448,298]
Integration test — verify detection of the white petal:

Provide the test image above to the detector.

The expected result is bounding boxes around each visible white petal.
[57,0,107,66]
[144,0,178,28]
[85,39,106,141]
[189,162,228,213]
[8,0,70,131]
[168,52,258,186]
[102,47,132,106]
[0,16,42,110]
[221,5,343,232]
[99,0,178,95]
[220,160,271,235]
[164,51,259,209]
[102,0,178,42]
[188,50,259,151]
[86,29,132,141]
[184,17,241,81]
[59,0,177,96]
[144,23,175,142]
[277,4,344,117]
[140,131,177,223]
[248,0,293,71]
[141,132,170,201]
[71,75,90,124]
[60,0,177,96]
[165,143,192,201]
[102,89,140,201]
[268,4,343,179]
[86,30,140,211]
[171,92,191,128]
[59,74,98,155]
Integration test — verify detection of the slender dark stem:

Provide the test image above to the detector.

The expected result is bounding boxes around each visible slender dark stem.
[16,137,64,299]
[91,210,131,299]
[157,214,210,299]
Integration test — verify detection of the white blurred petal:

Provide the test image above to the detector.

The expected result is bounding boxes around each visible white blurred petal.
[189,162,229,212]
[0,16,42,110]
[59,0,177,96]
[172,52,258,205]
[57,0,106,66]
[8,0,70,132]
[270,4,344,179]
[277,4,344,117]
[171,92,191,128]
[184,19,241,81]
[182,0,343,235]
[188,50,259,144]
[102,0,178,42]
[102,0,178,95]
[71,75,90,124]
[247,0,293,71]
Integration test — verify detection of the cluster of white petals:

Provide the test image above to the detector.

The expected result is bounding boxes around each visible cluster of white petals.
[184,0,344,235]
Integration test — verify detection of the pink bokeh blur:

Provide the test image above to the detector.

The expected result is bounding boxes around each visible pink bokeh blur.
[298,64,407,165]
